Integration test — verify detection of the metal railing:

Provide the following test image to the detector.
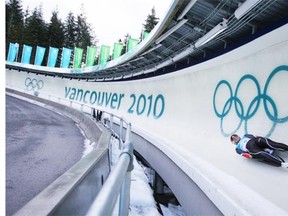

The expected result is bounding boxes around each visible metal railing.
[47,93,134,215]
[86,124,133,216]
[8,87,134,216]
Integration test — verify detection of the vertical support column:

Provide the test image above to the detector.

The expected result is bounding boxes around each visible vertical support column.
[125,123,131,144]
[119,118,123,143]
[109,114,114,131]
[154,172,164,194]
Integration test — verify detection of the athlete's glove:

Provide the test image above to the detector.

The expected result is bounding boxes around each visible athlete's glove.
[241,153,252,159]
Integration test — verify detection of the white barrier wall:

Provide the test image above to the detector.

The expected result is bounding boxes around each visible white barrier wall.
[6,24,288,213]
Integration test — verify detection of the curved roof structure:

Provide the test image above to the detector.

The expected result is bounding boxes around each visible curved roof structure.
[6,0,288,81]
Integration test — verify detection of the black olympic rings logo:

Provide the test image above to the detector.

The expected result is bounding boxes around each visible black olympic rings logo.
[25,78,44,92]
[213,65,288,137]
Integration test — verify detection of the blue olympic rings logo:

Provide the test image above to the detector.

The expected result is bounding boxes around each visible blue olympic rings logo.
[213,65,288,137]
[25,77,44,92]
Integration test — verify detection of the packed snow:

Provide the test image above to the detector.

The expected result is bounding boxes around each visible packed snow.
[82,133,185,216]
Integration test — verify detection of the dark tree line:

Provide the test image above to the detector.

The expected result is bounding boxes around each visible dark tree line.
[6,0,95,65]
[6,0,159,66]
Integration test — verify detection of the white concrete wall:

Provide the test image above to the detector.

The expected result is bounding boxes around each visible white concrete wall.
[6,24,288,214]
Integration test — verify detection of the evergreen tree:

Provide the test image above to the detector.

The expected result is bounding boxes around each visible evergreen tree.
[63,12,77,48]
[143,7,159,33]
[48,10,64,48]
[75,5,94,49]
[73,5,96,65]
[5,0,24,57]
[23,6,48,47]
[122,33,131,55]
[22,5,48,64]
[48,10,64,67]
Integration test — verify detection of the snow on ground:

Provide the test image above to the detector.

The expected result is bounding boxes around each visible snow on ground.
[109,136,161,216]
[82,133,185,216]
[81,138,95,158]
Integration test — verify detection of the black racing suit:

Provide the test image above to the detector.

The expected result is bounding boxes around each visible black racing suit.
[236,134,288,167]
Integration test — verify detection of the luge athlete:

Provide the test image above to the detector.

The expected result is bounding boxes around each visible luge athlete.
[230,134,288,168]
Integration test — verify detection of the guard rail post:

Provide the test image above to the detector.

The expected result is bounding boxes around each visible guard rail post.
[119,123,133,216]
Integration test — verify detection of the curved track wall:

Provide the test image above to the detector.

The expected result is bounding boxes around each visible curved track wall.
[6,24,288,214]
